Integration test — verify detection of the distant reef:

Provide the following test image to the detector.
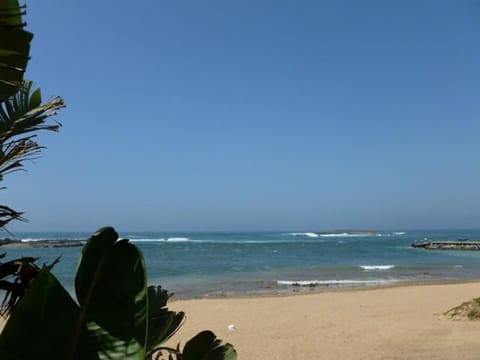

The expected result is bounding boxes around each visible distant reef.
[0,238,85,248]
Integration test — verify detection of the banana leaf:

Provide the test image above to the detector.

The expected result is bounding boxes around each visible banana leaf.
[0,227,149,360]
[0,0,33,100]
[146,286,185,357]
[74,227,148,360]
[0,268,82,360]
[183,331,237,360]
[0,227,237,360]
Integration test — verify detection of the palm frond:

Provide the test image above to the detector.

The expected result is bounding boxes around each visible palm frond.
[0,80,64,226]
[0,80,63,143]
[0,204,24,227]
[0,255,60,315]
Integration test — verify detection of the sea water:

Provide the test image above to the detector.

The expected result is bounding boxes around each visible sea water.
[2,229,480,298]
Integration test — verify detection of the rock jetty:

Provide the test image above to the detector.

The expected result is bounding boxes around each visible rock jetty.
[0,238,85,248]
[412,241,480,250]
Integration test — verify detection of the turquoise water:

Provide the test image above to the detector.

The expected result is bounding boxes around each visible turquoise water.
[2,229,480,298]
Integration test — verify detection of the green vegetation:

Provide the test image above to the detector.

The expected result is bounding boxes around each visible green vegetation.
[445,298,480,320]
[0,0,64,311]
[0,1,64,228]
[0,0,32,101]
[0,254,59,315]
[0,227,237,359]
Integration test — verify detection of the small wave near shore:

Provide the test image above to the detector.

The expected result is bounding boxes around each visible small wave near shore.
[130,237,191,242]
[359,265,395,270]
[277,279,399,287]
[284,231,407,239]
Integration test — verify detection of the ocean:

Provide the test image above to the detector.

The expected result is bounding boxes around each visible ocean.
[2,229,480,298]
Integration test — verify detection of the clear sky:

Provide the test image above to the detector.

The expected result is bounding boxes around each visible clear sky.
[5,0,480,232]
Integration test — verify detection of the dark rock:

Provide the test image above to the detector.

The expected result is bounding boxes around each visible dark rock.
[412,241,480,251]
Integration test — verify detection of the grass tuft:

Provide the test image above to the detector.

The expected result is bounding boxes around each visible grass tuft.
[445,298,480,320]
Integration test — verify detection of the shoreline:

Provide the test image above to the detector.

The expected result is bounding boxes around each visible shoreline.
[168,277,480,300]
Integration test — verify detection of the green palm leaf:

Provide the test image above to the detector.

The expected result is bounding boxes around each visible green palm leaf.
[0,80,63,144]
[0,80,63,226]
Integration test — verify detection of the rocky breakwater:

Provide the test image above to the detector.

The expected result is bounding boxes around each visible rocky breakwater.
[412,241,480,251]
[0,238,85,248]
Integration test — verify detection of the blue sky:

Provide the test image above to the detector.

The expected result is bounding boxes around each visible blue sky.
[5,0,480,232]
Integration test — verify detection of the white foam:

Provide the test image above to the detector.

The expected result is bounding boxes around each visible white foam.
[287,232,319,238]
[393,232,406,235]
[320,233,374,238]
[20,238,41,242]
[167,237,190,242]
[359,265,395,270]
[130,238,166,242]
[277,279,397,286]
[130,237,190,242]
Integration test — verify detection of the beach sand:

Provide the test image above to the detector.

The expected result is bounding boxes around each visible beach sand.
[1,282,480,359]
[166,282,480,359]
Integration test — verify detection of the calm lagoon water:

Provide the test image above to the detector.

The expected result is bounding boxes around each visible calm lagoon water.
[3,229,480,298]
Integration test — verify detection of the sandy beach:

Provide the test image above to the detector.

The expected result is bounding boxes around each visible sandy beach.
[1,281,480,359]
[166,282,480,359]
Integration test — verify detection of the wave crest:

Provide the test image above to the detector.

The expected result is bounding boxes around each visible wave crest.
[359,265,395,271]
[286,232,319,238]
[277,279,398,286]
[320,233,377,238]
[167,237,190,242]
[130,237,190,243]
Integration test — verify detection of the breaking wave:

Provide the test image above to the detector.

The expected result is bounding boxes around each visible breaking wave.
[277,279,399,286]
[359,265,395,271]
[286,232,319,238]
[20,238,42,242]
[167,237,190,242]
[319,233,375,238]
[130,237,190,242]
[319,231,405,238]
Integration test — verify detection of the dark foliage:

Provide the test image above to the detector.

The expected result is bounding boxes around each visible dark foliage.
[0,255,59,315]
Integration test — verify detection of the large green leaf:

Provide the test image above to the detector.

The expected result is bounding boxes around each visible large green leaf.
[0,268,84,360]
[182,331,237,360]
[0,1,33,100]
[0,227,237,360]
[0,228,149,360]
[146,286,185,356]
[0,0,25,26]
[75,227,148,360]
